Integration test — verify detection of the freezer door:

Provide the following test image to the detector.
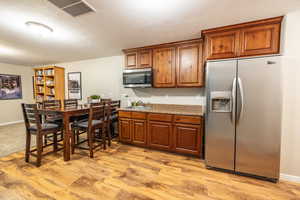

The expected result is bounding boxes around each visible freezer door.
[235,56,282,179]
[205,60,237,170]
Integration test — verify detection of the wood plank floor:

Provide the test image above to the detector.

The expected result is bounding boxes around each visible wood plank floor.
[0,142,299,200]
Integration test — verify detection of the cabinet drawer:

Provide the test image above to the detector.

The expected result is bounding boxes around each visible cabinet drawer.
[119,111,132,118]
[132,112,146,120]
[174,115,201,124]
[148,113,173,122]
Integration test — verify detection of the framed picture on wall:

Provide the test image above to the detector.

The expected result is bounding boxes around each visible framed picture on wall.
[68,72,82,100]
[0,74,22,100]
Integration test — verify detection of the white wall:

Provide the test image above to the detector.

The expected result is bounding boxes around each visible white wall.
[58,56,204,107]
[280,10,300,179]
[0,63,34,125]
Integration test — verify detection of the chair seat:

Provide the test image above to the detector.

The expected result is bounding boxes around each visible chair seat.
[77,120,103,128]
[29,123,59,131]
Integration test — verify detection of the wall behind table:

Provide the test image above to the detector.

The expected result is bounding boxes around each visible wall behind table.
[0,63,34,125]
[58,56,204,107]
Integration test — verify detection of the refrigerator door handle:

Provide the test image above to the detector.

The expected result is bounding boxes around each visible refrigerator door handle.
[231,78,237,124]
[237,77,244,124]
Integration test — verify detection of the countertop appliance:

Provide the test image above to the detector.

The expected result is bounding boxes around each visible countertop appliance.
[205,55,282,182]
[123,68,152,88]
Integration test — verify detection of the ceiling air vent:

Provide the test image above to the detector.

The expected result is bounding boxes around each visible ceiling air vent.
[48,0,95,17]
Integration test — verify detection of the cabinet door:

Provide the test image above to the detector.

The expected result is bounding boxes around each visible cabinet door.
[205,30,240,60]
[239,23,281,56]
[132,119,147,146]
[177,42,203,87]
[119,118,132,143]
[173,123,203,157]
[153,47,176,88]
[138,49,152,69]
[148,121,172,150]
[125,52,137,68]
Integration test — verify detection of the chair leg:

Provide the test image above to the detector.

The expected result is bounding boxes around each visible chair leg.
[25,132,31,162]
[36,134,43,167]
[76,129,80,144]
[102,127,106,150]
[110,123,115,138]
[53,133,58,153]
[88,129,94,158]
[71,128,76,154]
[107,124,112,147]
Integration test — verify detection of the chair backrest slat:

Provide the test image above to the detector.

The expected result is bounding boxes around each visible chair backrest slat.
[64,99,78,108]
[43,100,61,121]
[21,103,42,131]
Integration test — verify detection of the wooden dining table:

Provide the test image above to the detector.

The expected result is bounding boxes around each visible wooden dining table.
[38,105,91,161]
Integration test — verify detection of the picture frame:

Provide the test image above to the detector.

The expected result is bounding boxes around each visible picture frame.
[68,72,82,100]
[0,74,22,100]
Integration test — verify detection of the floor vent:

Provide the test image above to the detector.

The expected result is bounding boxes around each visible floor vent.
[48,0,95,17]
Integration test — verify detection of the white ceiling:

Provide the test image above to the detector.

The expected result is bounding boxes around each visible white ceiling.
[1,0,300,66]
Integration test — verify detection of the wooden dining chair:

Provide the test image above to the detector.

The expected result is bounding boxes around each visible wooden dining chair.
[71,105,110,158]
[42,100,63,144]
[21,103,63,167]
[108,100,120,138]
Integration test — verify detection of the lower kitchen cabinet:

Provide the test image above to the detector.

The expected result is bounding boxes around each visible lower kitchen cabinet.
[132,119,147,146]
[148,121,173,150]
[119,111,204,157]
[173,123,202,156]
[119,118,132,143]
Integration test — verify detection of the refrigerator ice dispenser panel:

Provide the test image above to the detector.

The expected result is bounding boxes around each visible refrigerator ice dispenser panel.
[210,91,232,113]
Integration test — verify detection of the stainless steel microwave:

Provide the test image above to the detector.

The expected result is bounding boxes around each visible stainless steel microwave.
[123,68,152,88]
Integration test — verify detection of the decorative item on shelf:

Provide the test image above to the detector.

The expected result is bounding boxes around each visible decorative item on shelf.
[46,79,54,86]
[45,69,54,76]
[88,95,101,103]
[36,70,43,76]
[68,72,82,100]
[36,77,44,84]
[131,100,145,107]
[0,74,22,100]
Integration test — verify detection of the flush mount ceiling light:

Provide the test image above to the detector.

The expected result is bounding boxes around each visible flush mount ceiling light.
[25,21,54,35]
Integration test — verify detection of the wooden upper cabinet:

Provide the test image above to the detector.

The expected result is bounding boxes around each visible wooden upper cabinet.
[138,49,152,68]
[177,42,203,87]
[202,16,283,60]
[153,47,176,88]
[239,23,281,57]
[125,52,137,68]
[204,30,240,60]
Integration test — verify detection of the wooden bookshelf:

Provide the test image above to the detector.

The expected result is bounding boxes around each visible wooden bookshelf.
[33,66,65,103]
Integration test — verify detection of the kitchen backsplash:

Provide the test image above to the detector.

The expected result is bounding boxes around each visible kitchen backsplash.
[120,87,205,107]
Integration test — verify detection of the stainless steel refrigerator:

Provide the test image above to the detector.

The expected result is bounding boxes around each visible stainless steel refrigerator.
[205,56,282,181]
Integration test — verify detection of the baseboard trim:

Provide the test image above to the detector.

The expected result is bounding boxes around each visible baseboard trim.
[280,173,300,183]
[0,120,23,127]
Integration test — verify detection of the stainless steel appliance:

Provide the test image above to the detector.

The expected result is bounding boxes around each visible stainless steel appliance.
[205,56,282,182]
[123,68,152,88]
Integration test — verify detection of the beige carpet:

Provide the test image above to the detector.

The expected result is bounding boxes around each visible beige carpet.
[0,122,35,157]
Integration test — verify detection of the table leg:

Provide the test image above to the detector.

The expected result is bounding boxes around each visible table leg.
[63,113,71,161]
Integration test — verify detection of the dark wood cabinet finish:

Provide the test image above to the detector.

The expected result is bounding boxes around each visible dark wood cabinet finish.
[148,121,173,150]
[173,123,202,156]
[119,118,132,143]
[132,119,147,146]
[202,16,283,60]
[153,47,176,88]
[125,52,137,68]
[118,111,204,157]
[176,42,204,87]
